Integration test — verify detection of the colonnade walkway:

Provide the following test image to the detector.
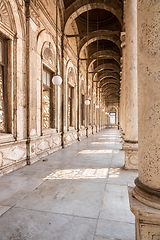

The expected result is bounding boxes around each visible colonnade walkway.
[0,128,138,240]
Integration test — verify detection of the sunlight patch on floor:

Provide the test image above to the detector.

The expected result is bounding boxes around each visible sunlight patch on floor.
[98,138,121,140]
[91,142,120,144]
[109,168,121,178]
[44,168,109,180]
[78,150,121,154]
[102,135,119,137]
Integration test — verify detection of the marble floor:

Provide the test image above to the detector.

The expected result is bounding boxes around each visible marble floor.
[0,128,138,240]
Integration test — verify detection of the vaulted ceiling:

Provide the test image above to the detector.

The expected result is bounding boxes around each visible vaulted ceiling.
[63,0,123,105]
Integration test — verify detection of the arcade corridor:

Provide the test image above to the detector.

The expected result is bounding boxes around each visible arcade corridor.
[0,129,138,240]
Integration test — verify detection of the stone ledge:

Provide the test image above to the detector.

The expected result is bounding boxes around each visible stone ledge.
[0,133,15,144]
[29,146,62,165]
[42,128,57,136]
[0,159,27,177]
[122,141,138,150]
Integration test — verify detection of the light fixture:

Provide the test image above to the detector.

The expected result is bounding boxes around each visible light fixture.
[52,75,62,86]
[102,108,105,112]
[95,17,99,110]
[85,99,90,105]
[52,0,62,86]
[85,1,90,107]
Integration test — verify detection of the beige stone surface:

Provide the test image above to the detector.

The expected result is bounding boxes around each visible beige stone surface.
[122,0,138,170]
[0,0,159,238]
[137,0,160,190]
[123,142,138,170]
[63,130,78,147]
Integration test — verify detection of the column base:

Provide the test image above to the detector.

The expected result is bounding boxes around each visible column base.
[133,178,160,210]
[122,140,138,170]
[128,186,160,240]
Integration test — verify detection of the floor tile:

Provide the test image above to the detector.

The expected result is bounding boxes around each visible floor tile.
[0,176,43,206]
[94,219,135,240]
[99,184,135,223]
[0,205,10,216]
[16,179,105,218]
[0,207,96,240]
[108,167,138,186]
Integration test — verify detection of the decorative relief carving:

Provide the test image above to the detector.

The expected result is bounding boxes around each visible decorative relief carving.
[44,48,53,64]
[68,67,75,86]
[30,6,40,27]
[0,0,11,28]
[42,42,54,66]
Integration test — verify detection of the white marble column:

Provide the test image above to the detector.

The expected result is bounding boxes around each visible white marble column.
[122,0,138,169]
[129,1,160,239]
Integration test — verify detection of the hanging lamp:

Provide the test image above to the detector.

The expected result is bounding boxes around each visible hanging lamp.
[85,0,90,106]
[95,16,100,108]
[85,99,90,105]
[52,0,62,86]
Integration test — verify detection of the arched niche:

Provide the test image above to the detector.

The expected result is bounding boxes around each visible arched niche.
[66,61,76,87]
[65,61,76,129]
[41,41,55,67]
[37,30,57,66]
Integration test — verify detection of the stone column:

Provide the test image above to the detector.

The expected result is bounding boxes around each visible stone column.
[77,57,80,140]
[120,40,126,141]
[129,1,160,239]
[99,86,101,131]
[120,0,126,140]
[96,82,99,132]
[122,0,138,170]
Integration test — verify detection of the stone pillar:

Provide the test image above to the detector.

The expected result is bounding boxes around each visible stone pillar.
[120,40,126,141]
[99,86,101,131]
[122,0,138,170]
[129,1,160,239]
[77,58,80,140]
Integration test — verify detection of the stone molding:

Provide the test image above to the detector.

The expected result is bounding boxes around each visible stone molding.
[30,3,40,27]
[135,177,160,198]
[129,186,160,240]
[133,179,160,210]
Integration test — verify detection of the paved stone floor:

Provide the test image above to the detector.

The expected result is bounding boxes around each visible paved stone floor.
[0,128,138,240]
